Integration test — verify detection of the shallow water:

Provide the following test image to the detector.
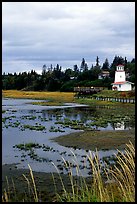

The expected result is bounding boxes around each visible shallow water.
[2,98,133,177]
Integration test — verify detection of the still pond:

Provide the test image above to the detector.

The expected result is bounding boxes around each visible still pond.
[2,98,134,177]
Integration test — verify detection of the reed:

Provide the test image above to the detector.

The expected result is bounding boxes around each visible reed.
[2,165,39,202]
[109,141,135,202]
[22,164,39,202]
[52,141,135,202]
[2,176,17,202]
[2,141,135,202]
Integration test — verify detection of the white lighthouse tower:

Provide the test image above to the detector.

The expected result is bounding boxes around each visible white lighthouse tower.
[111,64,134,91]
[115,64,125,82]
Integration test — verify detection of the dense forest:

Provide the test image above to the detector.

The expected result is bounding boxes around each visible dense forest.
[2,56,135,92]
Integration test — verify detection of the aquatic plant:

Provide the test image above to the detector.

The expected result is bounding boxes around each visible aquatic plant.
[23,124,46,131]
[49,126,65,133]
[2,142,135,202]
[13,143,41,151]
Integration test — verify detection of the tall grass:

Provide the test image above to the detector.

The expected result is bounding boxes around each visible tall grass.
[109,141,135,202]
[2,142,135,202]
[52,141,135,202]
[2,165,39,202]
[2,90,74,101]
[22,164,39,202]
[2,90,75,106]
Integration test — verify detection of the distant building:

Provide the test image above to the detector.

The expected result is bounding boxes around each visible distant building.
[98,70,110,79]
[111,64,134,91]
[70,76,75,80]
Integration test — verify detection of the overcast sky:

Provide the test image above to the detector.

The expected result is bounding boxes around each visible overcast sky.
[2,2,135,74]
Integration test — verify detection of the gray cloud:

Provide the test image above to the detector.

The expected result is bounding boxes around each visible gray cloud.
[2,2,135,73]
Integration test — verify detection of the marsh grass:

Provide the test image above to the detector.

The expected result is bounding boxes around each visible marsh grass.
[109,141,135,202]
[52,141,135,202]
[2,90,135,107]
[31,101,65,106]
[2,165,39,202]
[52,129,135,151]
[2,90,74,105]
[23,164,39,202]
[2,142,135,202]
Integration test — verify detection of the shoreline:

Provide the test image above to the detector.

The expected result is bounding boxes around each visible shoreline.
[2,163,91,202]
[2,91,135,201]
[51,129,135,151]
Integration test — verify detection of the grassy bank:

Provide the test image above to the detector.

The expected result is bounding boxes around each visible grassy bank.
[2,89,135,107]
[2,90,74,100]
[92,90,135,98]
[51,129,135,151]
[2,89,135,99]
[2,90,75,106]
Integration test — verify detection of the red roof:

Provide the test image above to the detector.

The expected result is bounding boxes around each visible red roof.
[117,64,124,66]
[112,81,126,84]
[112,81,134,85]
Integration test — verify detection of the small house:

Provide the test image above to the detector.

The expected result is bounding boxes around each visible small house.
[98,70,110,79]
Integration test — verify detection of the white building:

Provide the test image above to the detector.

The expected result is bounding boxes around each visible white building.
[111,64,134,91]
[98,70,110,79]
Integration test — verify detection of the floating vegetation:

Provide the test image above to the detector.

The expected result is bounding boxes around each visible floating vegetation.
[23,124,46,131]
[11,110,17,112]
[55,118,95,131]
[40,118,49,122]
[90,120,108,128]
[13,142,54,162]
[2,115,16,123]
[21,115,37,120]
[49,126,65,133]
[42,145,54,151]
[2,118,7,123]
[2,118,20,129]
[13,142,41,151]
[12,121,20,127]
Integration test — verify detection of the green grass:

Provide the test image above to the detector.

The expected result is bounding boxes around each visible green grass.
[92,90,135,98]
[3,90,135,107]
[51,129,135,151]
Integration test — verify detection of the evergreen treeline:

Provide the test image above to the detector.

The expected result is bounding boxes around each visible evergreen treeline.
[2,56,135,92]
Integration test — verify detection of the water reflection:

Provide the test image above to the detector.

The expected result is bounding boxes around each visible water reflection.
[113,121,125,130]
[2,98,134,177]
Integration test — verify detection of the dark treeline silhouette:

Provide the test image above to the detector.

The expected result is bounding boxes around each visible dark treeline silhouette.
[2,56,135,92]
